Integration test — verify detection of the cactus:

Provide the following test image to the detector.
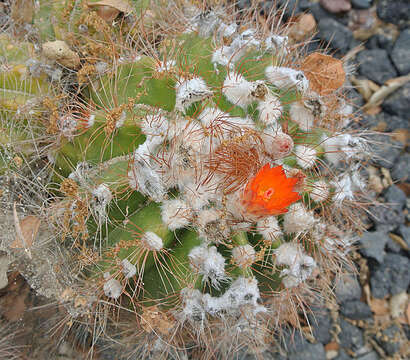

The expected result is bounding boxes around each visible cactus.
[2,1,374,359]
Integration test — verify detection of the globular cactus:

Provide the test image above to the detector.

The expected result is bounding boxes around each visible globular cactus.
[3,1,374,359]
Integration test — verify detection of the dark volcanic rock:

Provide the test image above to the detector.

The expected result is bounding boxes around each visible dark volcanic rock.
[369,134,403,169]
[340,300,373,320]
[357,49,398,85]
[370,253,410,298]
[377,0,410,29]
[288,342,326,360]
[308,309,333,344]
[384,185,407,211]
[334,349,353,360]
[357,352,380,360]
[391,29,410,75]
[360,112,409,132]
[369,204,405,232]
[374,325,401,356]
[382,82,410,118]
[335,274,362,303]
[398,225,410,249]
[317,18,353,54]
[359,231,388,264]
[339,319,364,352]
[391,153,410,183]
[351,0,372,10]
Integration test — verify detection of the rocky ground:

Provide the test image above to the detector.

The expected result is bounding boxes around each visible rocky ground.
[0,0,409,359]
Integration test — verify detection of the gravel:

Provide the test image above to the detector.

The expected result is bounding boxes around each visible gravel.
[351,0,373,10]
[374,324,402,356]
[288,342,326,360]
[335,274,362,303]
[358,231,388,264]
[317,18,353,54]
[382,82,410,118]
[369,134,403,169]
[370,253,410,298]
[377,0,410,29]
[338,318,365,353]
[391,29,410,75]
[357,49,398,85]
[384,185,407,211]
[391,152,410,183]
[340,300,373,320]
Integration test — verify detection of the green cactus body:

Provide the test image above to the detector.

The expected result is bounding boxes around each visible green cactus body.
[9,2,373,357]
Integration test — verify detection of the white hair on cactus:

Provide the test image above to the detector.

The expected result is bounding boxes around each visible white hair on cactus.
[217,22,237,38]
[161,198,192,231]
[140,231,163,251]
[198,107,229,127]
[265,34,288,54]
[310,180,330,202]
[257,93,283,126]
[283,203,315,233]
[179,288,205,324]
[263,130,294,159]
[92,184,112,217]
[257,216,283,241]
[331,170,365,206]
[103,273,122,299]
[322,133,367,166]
[223,72,254,108]
[202,276,265,317]
[182,182,217,211]
[232,244,256,268]
[196,208,230,242]
[155,60,176,73]
[140,112,168,138]
[116,110,127,128]
[295,145,317,169]
[121,259,136,279]
[68,161,92,184]
[175,77,213,112]
[191,10,221,37]
[188,245,227,289]
[265,66,309,93]
[128,143,166,202]
[289,101,314,132]
[274,243,316,288]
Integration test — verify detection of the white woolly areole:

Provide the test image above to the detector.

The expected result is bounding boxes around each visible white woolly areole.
[265,66,309,93]
[265,34,288,54]
[179,288,205,324]
[121,259,136,279]
[232,244,256,268]
[188,245,227,289]
[274,243,316,288]
[310,180,330,202]
[140,231,163,251]
[92,184,112,216]
[322,134,367,166]
[289,101,314,132]
[283,203,315,233]
[223,73,253,108]
[217,22,237,38]
[331,172,365,206]
[161,199,192,231]
[103,276,122,299]
[202,276,265,317]
[198,107,229,127]
[258,93,283,126]
[175,77,213,112]
[257,216,283,241]
[295,145,317,169]
[128,143,166,202]
[140,112,168,138]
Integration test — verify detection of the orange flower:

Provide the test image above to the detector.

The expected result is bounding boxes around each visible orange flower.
[241,164,301,216]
